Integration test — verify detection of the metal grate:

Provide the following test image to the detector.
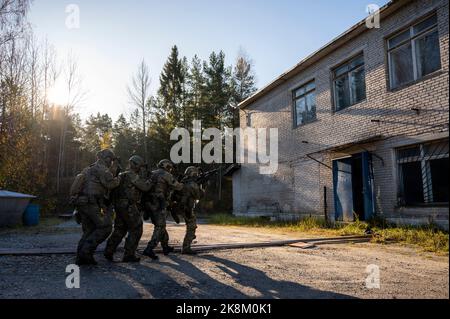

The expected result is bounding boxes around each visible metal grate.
[397,139,449,205]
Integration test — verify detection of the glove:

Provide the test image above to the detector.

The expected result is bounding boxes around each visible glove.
[73,209,82,225]
[170,209,181,224]
[110,160,120,176]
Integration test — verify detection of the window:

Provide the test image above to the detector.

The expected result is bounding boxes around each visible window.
[397,139,449,206]
[293,81,316,127]
[388,14,441,89]
[332,54,366,111]
[246,113,252,127]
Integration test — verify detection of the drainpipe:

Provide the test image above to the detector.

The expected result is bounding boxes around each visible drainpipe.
[323,186,328,223]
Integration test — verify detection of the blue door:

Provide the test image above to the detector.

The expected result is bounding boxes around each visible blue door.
[362,152,375,220]
[333,152,375,222]
[333,158,354,222]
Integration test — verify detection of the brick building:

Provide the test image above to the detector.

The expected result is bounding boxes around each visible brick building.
[233,0,449,229]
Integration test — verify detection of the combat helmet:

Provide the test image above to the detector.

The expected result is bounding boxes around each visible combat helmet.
[158,159,174,171]
[97,149,116,161]
[184,166,200,178]
[129,155,145,167]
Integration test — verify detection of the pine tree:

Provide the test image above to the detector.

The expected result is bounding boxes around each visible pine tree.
[158,45,187,128]
[202,51,233,128]
[186,55,207,124]
[82,112,113,154]
[113,114,138,163]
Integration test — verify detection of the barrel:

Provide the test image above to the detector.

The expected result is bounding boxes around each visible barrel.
[23,204,40,226]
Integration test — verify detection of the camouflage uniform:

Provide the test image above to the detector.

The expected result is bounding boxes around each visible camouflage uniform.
[75,150,120,265]
[143,160,182,259]
[172,167,204,254]
[105,156,151,262]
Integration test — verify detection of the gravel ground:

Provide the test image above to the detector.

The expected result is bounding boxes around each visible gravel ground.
[0,220,448,299]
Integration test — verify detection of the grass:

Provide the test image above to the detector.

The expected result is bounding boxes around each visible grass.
[208,214,449,254]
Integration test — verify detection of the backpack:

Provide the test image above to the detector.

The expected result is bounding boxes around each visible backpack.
[70,167,89,197]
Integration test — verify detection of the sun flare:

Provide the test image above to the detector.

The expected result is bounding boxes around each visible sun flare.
[47,84,68,106]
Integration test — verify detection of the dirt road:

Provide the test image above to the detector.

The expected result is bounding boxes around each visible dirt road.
[0,220,448,299]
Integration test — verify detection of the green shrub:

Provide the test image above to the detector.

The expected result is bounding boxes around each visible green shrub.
[207,214,449,254]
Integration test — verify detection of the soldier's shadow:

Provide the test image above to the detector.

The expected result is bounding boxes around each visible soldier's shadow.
[198,254,356,299]
[108,254,248,299]
[109,253,356,299]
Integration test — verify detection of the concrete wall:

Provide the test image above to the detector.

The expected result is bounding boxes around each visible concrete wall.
[234,0,449,228]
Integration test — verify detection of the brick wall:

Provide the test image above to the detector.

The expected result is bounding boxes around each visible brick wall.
[234,0,449,226]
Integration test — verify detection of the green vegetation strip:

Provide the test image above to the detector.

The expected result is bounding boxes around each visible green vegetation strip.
[208,214,449,254]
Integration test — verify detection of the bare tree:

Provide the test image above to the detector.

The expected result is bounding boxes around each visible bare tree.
[231,48,257,127]
[26,33,41,118]
[40,37,58,170]
[0,35,27,88]
[41,37,58,118]
[0,0,30,47]
[0,0,31,135]
[127,59,151,162]
[0,35,27,138]
[233,48,257,104]
[65,51,87,111]
[56,52,86,193]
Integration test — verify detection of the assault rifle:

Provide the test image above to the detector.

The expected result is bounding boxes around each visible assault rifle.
[182,167,221,186]
[168,168,221,222]
[112,157,123,177]
[139,163,154,221]
[105,157,123,207]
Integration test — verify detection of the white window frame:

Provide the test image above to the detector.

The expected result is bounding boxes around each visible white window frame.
[332,54,366,111]
[397,140,449,205]
[388,14,440,89]
[292,80,316,127]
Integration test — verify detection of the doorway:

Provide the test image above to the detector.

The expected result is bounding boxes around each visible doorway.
[333,152,374,222]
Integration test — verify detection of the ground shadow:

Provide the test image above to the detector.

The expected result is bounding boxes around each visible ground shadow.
[199,254,356,299]
[1,251,357,299]
[88,251,357,299]
[108,254,248,299]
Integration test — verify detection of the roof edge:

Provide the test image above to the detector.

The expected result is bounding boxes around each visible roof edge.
[239,0,408,109]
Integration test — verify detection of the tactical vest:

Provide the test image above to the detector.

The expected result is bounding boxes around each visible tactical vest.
[152,169,171,198]
[81,163,108,197]
[181,181,202,208]
[70,168,88,197]
[116,171,142,204]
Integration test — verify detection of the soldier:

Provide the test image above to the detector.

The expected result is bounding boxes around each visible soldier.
[171,166,205,255]
[142,159,183,260]
[73,149,120,266]
[104,155,151,263]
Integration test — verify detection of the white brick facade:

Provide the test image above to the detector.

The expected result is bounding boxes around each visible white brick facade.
[234,0,449,229]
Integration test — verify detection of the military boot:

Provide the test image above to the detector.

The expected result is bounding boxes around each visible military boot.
[76,255,98,266]
[162,245,174,255]
[122,255,141,263]
[181,247,197,255]
[143,247,158,260]
[75,256,84,266]
[86,255,98,265]
[104,252,114,262]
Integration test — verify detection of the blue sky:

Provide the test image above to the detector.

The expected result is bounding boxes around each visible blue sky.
[28,0,390,120]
